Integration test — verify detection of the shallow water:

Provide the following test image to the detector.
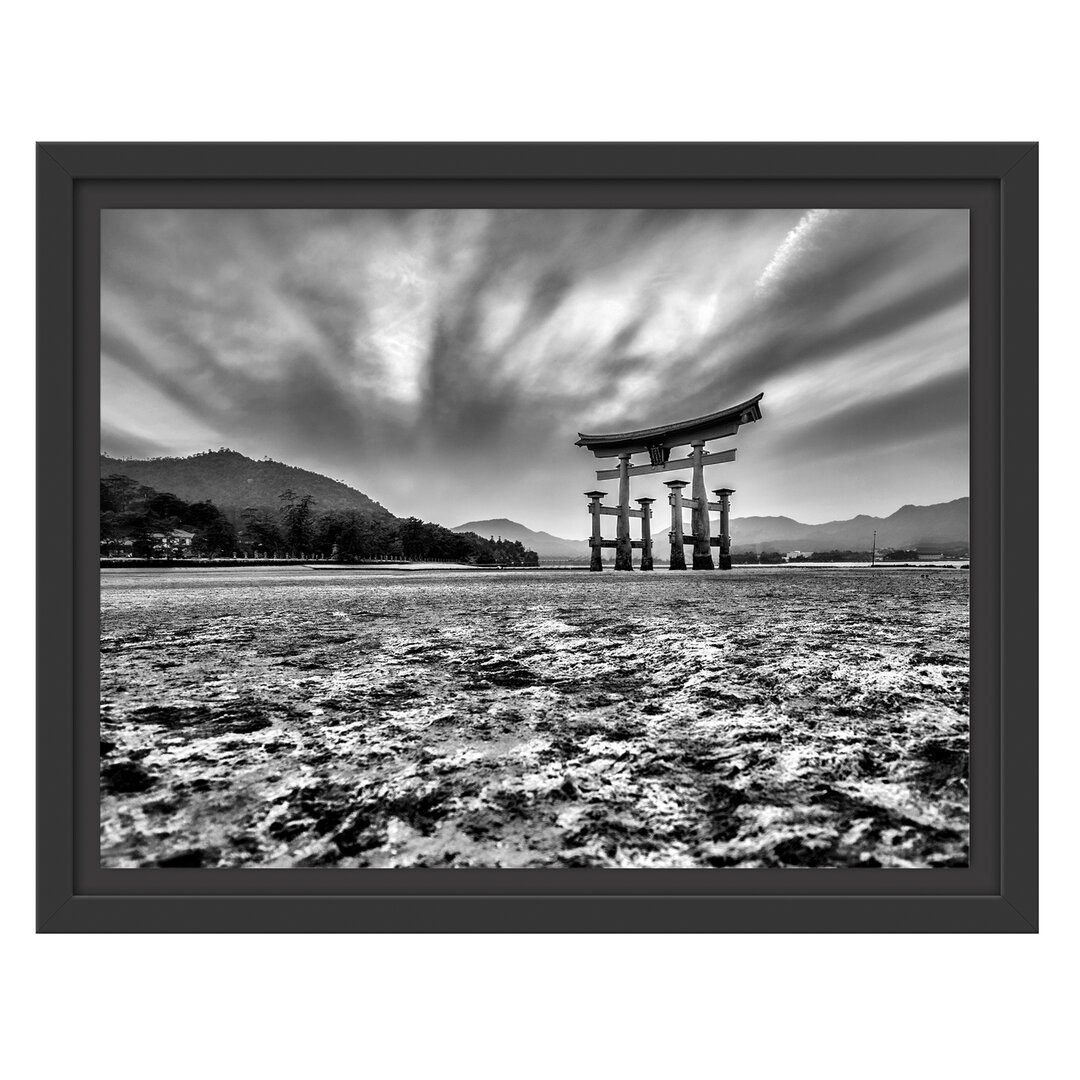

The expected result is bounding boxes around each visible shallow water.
[100,568,970,868]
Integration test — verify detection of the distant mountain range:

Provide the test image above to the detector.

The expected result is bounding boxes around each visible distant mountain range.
[100,450,394,523]
[724,497,969,553]
[451,519,597,562]
[456,499,969,562]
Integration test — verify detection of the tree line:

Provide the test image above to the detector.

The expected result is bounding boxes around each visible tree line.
[100,476,539,566]
[731,549,938,563]
[730,550,875,563]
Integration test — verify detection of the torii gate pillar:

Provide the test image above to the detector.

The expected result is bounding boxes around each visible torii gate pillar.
[690,440,714,570]
[665,480,688,570]
[585,490,605,572]
[713,487,735,571]
[614,453,634,571]
[637,497,655,570]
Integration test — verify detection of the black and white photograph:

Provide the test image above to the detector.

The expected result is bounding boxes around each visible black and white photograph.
[99,205,970,870]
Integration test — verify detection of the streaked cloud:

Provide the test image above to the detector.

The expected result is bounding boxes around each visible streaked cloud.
[101,207,968,536]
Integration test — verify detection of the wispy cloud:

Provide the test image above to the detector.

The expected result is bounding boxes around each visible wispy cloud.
[755,208,838,294]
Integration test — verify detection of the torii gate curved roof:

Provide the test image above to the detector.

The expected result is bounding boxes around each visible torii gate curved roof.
[575,392,764,459]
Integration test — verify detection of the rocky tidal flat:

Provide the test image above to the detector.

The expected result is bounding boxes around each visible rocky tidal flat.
[100,567,969,868]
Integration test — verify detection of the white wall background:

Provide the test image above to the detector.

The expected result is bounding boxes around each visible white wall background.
[2,3,1071,1077]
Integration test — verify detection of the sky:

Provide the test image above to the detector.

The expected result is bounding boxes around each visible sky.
[101,207,968,538]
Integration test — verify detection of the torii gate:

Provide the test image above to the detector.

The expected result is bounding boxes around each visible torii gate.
[575,393,763,571]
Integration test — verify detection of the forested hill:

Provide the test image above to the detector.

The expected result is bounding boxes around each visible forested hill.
[100,449,395,520]
[100,449,538,565]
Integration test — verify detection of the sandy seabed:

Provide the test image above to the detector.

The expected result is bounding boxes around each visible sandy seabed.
[100,567,969,868]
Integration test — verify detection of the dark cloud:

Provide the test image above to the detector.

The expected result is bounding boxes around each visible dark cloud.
[688,266,969,412]
[764,367,969,462]
[100,423,173,461]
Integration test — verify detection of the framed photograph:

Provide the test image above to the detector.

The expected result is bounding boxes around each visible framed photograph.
[37,142,1037,932]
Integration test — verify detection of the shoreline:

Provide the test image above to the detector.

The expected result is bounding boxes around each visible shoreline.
[100,560,970,572]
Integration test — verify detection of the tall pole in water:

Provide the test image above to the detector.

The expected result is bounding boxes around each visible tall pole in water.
[871,530,877,567]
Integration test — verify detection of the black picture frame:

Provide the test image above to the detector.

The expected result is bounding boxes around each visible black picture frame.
[37,142,1038,933]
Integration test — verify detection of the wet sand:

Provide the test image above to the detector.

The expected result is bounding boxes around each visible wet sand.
[100,567,969,868]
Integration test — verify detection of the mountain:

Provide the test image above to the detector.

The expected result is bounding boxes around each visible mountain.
[720,515,805,544]
[722,497,969,552]
[451,518,595,563]
[100,449,395,522]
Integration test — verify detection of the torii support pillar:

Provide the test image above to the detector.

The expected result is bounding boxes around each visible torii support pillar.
[614,453,634,571]
[665,480,687,570]
[713,487,734,571]
[690,440,714,570]
[637,497,655,570]
[585,490,605,572]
